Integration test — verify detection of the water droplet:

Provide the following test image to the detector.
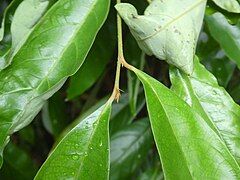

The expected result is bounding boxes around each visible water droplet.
[99,163,103,167]
[72,154,80,160]
[84,152,88,157]
[99,141,103,147]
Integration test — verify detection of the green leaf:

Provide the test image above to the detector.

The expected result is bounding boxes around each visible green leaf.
[206,12,240,69]
[0,142,38,180]
[0,0,51,70]
[212,0,240,13]
[0,0,23,69]
[110,118,153,179]
[11,0,49,50]
[0,0,22,42]
[58,96,109,143]
[0,0,109,167]
[67,5,116,100]
[35,103,112,179]
[170,57,240,165]
[134,68,240,179]
[41,92,68,138]
[115,0,206,74]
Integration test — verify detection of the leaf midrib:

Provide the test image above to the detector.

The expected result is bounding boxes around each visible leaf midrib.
[186,73,240,164]
[34,105,109,179]
[13,0,101,124]
[138,72,193,179]
[75,104,110,179]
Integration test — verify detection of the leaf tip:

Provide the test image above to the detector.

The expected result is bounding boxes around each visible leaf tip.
[115,3,138,21]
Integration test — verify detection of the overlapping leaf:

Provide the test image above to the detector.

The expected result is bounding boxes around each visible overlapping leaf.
[110,118,153,179]
[0,0,109,166]
[133,68,240,179]
[35,103,112,179]
[206,13,240,69]
[170,57,240,164]
[115,0,206,74]
[41,92,68,138]
[0,0,51,70]
[212,0,240,13]
[0,0,22,42]
[0,0,24,69]
[67,4,116,100]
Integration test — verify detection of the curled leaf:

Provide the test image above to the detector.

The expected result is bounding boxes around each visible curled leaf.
[115,0,206,74]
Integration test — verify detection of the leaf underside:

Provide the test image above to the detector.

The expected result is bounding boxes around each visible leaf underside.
[115,0,206,74]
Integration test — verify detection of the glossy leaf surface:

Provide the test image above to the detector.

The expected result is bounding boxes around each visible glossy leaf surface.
[35,103,112,179]
[170,57,240,164]
[0,0,51,70]
[0,0,22,69]
[59,93,143,139]
[110,118,153,179]
[115,0,206,74]
[11,0,49,49]
[0,0,109,166]
[134,68,240,179]
[212,0,240,13]
[67,5,116,100]
[0,0,22,42]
